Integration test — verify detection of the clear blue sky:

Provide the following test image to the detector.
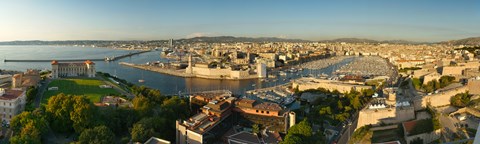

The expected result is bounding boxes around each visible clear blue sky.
[0,0,479,42]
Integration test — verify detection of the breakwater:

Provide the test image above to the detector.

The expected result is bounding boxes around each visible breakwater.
[3,50,150,62]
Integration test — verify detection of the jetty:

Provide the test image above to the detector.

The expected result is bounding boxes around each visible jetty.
[105,50,150,61]
[3,50,150,63]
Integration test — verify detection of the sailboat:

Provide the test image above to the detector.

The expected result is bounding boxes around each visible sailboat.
[113,69,118,78]
[138,71,145,83]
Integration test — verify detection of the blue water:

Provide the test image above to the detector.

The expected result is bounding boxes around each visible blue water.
[0,45,354,95]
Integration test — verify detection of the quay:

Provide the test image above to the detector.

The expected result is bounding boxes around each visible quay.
[119,62,259,80]
[3,50,150,63]
[119,62,196,78]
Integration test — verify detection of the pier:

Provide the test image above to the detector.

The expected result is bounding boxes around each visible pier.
[3,50,150,63]
[105,50,150,61]
[3,59,105,62]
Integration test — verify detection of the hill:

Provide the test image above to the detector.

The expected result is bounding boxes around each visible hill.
[441,37,480,46]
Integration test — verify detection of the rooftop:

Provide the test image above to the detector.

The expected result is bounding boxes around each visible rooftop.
[0,89,24,100]
[144,137,170,144]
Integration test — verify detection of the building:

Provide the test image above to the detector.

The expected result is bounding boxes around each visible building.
[12,69,40,88]
[0,88,26,123]
[356,100,415,130]
[292,77,373,93]
[51,60,96,79]
[467,77,480,95]
[233,99,293,133]
[402,120,441,144]
[177,91,295,144]
[176,97,236,144]
[0,75,12,84]
[227,131,282,144]
[144,137,170,144]
[257,63,267,78]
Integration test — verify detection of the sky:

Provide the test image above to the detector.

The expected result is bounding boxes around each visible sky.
[0,0,479,42]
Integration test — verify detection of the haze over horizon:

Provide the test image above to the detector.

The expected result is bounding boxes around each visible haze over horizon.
[1,0,479,42]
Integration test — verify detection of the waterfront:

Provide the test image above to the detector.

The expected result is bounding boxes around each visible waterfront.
[0,45,355,95]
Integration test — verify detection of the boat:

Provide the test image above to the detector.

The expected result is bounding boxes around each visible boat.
[138,71,145,83]
[279,71,287,76]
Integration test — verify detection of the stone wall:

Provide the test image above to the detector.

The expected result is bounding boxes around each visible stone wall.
[421,86,469,108]
[405,129,441,144]
[356,106,415,130]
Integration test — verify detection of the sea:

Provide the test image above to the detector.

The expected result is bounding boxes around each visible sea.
[0,45,354,95]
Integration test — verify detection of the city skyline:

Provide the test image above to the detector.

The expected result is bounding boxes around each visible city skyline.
[0,0,479,42]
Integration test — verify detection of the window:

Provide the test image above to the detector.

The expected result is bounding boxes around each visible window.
[267,111,270,114]
[256,110,258,113]
[261,111,264,113]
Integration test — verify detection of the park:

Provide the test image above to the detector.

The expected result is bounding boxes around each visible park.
[42,78,120,104]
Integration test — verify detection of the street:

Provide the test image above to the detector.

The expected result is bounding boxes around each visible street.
[34,79,51,108]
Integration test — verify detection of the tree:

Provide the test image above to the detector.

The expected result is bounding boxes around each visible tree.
[26,86,38,103]
[450,92,471,107]
[10,109,48,144]
[287,119,312,137]
[412,78,422,90]
[351,96,361,110]
[335,113,350,122]
[439,76,455,88]
[10,110,47,134]
[133,96,153,117]
[131,123,155,142]
[252,124,260,135]
[10,122,42,144]
[281,119,313,144]
[319,107,332,115]
[160,96,190,120]
[70,96,95,133]
[281,134,302,144]
[344,106,352,112]
[337,101,344,110]
[45,93,74,132]
[78,125,115,144]
[362,89,375,97]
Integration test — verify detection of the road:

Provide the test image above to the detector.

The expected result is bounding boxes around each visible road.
[336,112,359,144]
[97,76,134,98]
[439,114,458,141]
[34,79,51,108]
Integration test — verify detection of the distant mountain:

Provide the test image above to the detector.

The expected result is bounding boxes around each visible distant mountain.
[0,36,429,45]
[441,37,480,46]
[0,40,119,45]
[320,38,379,43]
[319,38,424,44]
[178,36,311,43]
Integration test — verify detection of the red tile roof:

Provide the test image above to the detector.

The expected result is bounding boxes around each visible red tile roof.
[0,89,24,100]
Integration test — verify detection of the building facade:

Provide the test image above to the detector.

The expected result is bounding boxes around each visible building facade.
[51,60,96,79]
[0,88,26,123]
[12,69,40,88]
